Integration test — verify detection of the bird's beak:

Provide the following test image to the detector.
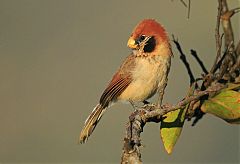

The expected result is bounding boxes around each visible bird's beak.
[127,37,138,49]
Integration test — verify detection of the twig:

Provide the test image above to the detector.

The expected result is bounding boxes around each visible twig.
[190,49,208,74]
[172,36,195,84]
[210,0,223,74]
[216,41,234,81]
[221,7,240,21]
[187,0,191,19]
[172,0,191,19]
[180,0,187,8]
[229,55,240,79]
[221,0,235,49]
[220,0,239,68]
[236,40,240,56]
[229,40,240,79]
[212,41,233,73]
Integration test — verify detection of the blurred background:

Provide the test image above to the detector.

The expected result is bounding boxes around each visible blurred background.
[0,0,239,163]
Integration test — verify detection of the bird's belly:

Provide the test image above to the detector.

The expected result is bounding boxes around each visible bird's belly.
[118,57,166,102]
[118,79,158,102]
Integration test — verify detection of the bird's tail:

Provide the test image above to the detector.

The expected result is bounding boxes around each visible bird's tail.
[79,104,106,144]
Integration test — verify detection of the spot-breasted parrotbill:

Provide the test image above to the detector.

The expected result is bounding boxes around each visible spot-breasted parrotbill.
[79,19,172,143]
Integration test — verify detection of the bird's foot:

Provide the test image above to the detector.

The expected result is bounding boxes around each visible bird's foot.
[143,100,150,105]
[142,102,157,111]
[161,103,172,109]
[142,102,172,111]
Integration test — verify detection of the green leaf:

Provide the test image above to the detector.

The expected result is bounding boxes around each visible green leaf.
[160,85,196,154]
[160,106,187,154]
[201,90,240,124]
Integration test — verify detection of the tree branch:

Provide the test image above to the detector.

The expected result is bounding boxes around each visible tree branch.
[236,40,240,56]
[172,36,195,85]
[221,0,234,45]
[187,0,191,19]
[121,83,225,163]
[190,49,209,74]
[217,0,240,81]
[210,0,223,74]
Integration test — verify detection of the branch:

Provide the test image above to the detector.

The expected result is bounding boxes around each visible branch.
[121,83,225,163]
[190,49,209,74]
[220,0,239,50]
[236,40,240,56]
[187,0,191,19]
[229,55,240,79]
[216,41,234,81]
[172,36,195,84]
[217,0,240,81]
[232,41,240,77]
[180,0,187,8]
[143,83,224,119]
[210,0,223,74]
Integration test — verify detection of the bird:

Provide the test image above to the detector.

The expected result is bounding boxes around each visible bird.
[79,19,172,143]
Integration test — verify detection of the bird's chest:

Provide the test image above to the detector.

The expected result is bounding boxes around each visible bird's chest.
[132,58,161,85]
[119,56,169,101]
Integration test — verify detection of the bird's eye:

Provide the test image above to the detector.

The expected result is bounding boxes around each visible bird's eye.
[139,35,145,42]
[137,35,146,44]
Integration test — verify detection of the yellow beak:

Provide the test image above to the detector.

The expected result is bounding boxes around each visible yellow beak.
[127,37,138,49]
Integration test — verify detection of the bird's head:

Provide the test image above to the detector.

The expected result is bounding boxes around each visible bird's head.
[127,19,172,56]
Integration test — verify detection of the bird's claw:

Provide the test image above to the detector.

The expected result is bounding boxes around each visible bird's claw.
[142,103,157,111]
[161,103,172,109]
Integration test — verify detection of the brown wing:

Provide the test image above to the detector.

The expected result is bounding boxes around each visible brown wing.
[99,54,135,108]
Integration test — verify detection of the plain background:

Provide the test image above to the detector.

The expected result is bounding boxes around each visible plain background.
[0,0,239,163]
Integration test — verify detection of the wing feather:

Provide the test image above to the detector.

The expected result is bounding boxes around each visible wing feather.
[100,74,131,108]
[99,54,135,108]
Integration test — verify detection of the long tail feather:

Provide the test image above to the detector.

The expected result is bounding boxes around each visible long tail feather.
[79,104,106,144]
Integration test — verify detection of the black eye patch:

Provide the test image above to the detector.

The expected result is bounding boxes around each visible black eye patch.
[143,37,156,53]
